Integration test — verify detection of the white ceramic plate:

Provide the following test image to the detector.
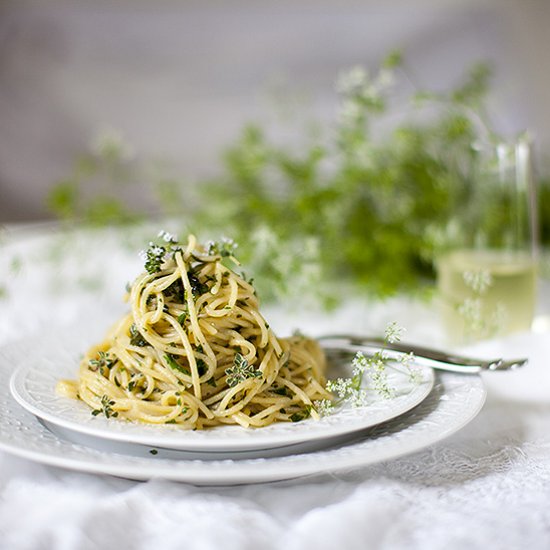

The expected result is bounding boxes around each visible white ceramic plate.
[9,329,434,452]
[0,332,486,485]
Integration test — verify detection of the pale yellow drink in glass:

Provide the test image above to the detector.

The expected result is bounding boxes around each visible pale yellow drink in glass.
[437,249,537,344]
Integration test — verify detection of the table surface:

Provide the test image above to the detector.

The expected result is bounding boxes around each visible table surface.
[1,224,550,550]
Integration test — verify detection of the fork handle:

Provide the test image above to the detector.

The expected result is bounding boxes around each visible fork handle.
[318,335,528,373]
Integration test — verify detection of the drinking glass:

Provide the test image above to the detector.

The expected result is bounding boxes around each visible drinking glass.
[436,133,538,344]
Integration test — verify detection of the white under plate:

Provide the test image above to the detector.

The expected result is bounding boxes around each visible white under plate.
[9,329,434,452]
[0,332,486,485]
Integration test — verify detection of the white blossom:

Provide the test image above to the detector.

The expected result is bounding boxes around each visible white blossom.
[157,230,178,244]
[463,269,492,295]
[314,399,334,417]
[385,321,404,344]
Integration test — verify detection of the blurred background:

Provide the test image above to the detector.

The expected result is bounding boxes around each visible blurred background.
[2,0,550,319]
[1,0,549,222]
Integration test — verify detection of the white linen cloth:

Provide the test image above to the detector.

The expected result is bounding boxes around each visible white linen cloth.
[1,226,550,550]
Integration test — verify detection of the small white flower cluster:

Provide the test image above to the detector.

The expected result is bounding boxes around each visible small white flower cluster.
[90,126,135,161]
[384,321,404,344]
[398,352,422,383]
[138,242,163,260]
[313,399,334,417]
[206,237,239,259]
[157,230,178,244]
[317,372,370,414]
[336,66,369,96]
[368,362,394,399]
[336,64,396,126]
[457,296,506,341]
[351,351,368,376]
[316,322,421,417]
[138,243,158,261]
[457,297,483,332]
[326,377,354,398]
[221,236,237,247]
[463,269,492,295]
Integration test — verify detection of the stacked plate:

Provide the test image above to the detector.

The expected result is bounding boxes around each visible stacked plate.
[0,327,486,486]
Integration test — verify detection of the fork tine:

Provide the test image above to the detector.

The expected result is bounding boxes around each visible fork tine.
[493,358,528,370]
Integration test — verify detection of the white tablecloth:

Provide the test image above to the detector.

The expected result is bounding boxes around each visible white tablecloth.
[1,225,550,550]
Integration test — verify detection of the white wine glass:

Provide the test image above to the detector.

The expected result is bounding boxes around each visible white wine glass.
[436,133,538,344]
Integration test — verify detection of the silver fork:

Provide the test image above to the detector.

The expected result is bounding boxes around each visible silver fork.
[317,334,528,374]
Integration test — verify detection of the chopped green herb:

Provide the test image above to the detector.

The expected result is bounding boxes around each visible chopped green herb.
[89,351,117,373]
[164,354,190,375]
[290,405,312,422]
[177,311,188,324]
[129,324,148,347]
[141,242,166,274]
[188,271,209,296]
[196,358,207,376]
[164,278,185,303]
[225,353,262,387]
[91,395,118,418]
[207,238,239,261]
[273,386,291,397]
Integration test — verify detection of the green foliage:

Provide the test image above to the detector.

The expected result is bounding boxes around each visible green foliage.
[225,353,262,387]
[189,54,497,302]
[45,54,546,305]
[45,129,143,227]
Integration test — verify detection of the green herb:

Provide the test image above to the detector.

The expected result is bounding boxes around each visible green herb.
[142,242,167,274]
[164,354,190,375]
[273,386,291,397]
[91,395,118,418]
[149,449,158,455]
[129,324,148,347]
[187,271,209,296]
[207,238,239,261]
[89,351,117,374]
[239,272,254,286]
[225,353,263,387]
[290,405,312,422]
[196,359,207,376]
[164,279,186,303]
[177,311,188,324]
[45,129,142,227]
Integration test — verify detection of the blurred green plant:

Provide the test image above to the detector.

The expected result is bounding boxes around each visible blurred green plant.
[189,54,499,302]
[46,127,143,226]
[45,53,550,304]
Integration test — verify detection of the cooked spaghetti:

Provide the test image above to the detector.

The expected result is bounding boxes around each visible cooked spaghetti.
[57,233,330,429]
